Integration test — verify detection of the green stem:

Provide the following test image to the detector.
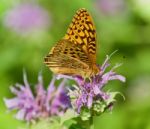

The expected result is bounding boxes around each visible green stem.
[83,117,94,129]
[89,116,94,129]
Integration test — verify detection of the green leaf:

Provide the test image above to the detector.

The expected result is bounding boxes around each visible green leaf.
[18,118,63,129]
[63,119,77,129]
[106,91,125,105]
[60,109,77,125]
[80,107,91,121]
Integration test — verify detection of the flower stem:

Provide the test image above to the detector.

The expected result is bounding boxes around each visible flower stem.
[89,116,94,129]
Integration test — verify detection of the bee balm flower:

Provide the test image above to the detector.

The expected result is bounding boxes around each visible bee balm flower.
[4,73,71,122]
[57,54,125,119]
[3,3,50,34]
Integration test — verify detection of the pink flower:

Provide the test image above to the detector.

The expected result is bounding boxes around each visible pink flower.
[4,73,71,122]
[3,3,50,34]
[57,54,126,114]
[96,0,126,16]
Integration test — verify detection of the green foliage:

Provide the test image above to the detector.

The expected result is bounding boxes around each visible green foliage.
[17,110,82,129]
[80,107,91,121]
[78,92,124,121]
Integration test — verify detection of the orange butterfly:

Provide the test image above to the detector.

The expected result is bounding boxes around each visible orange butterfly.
[44,8,99,79]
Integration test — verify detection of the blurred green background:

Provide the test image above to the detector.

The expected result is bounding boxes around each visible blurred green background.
[0,0,150,129]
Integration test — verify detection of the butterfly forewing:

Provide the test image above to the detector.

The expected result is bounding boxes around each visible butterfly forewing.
[64,8,97,63]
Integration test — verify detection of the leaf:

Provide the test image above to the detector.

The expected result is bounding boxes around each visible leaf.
[106,91,125,105]
[59,109,78,129]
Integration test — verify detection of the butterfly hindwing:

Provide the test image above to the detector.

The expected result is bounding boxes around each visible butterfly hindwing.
[44,39,90,70]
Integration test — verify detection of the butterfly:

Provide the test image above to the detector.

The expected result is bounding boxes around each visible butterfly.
[44,8,100,79]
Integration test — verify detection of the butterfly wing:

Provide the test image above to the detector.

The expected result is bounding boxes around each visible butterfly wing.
[64,8,97,64]
[44,9,99,77]
[44,39,91,76]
